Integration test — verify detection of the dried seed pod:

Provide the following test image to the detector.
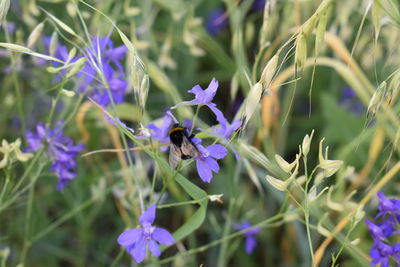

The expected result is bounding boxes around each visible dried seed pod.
[315,5,330,55]
[367,81,387,118]
[302,129,314,157]
[66,57,86,78]
[260,54,279,90]
[27,22,44,48]
[295,33,307,69]
[242,82,263,128]
[0,0,10,26]
[372,0,381,41]
[49,32,58,58]
[317,213,331,237]
[266,175,287,191]
[303,16,317,36]
[327,187,344,212]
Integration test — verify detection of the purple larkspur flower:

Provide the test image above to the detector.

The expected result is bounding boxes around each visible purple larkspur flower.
[366,191,400,266]
[146,114,173,150]
[233,221,261,254]
[209,118,241,160]
[377,191,400,218]
[117,204,174,263]
[26,122,84,190]
[370,241,393,267]
[172,78,227,125]
[78,36,128,108]
[206,8,229,36]
[213,118,241,140]
[339,86,364,116]
[192,139,227,183]
[252,0,266,11]
[134,113,174,152]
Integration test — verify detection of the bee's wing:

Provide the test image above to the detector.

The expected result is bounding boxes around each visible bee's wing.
[180,137,199,159]
[169,144,181,169]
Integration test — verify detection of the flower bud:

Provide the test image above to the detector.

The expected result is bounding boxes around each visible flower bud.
[302,129,314,157]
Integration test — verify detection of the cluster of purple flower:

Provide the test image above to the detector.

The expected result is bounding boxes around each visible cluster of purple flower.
[26,35,129,189]
[143,78,240,183]
[114,78,254,262]
[28,33,253,262]
[25,122,84,190]
[41,35,128,108]
[365,191,400,267]
[77,37,128,108]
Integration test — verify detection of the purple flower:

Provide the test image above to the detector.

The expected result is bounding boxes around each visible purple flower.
[208,118,241,160]
[26,122,84,190]
[193,141,227,183]
[366,191,400,266]
[365,219,387,241]
[377,191,400,218]
[206,8,228,36]
[339,86,364,116]
[78,36,128,108]
[117,204,174,263]
[252,0,266,12]
[213,118,241,140]
[146,114,173,148]
[233,221,261,254]
[172,78,227,126]
[370,241,393,267]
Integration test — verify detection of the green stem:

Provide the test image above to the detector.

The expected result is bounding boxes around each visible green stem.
[31,197,95,243]
[31,182,118,243]
[190,105,201,134]
[157,196,209,209]
[20,171,37,264]
[11,149,44,194]
[0,172,10,205]
[110,247,125,267]
[47,79,66,126]
[303,157,316,267]
[331,223,355,266]
[1,155,46,216]
[156,162,181,205]
[217,200,234,267]
[4,21,25,133]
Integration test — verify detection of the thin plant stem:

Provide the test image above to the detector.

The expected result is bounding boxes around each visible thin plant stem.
[20,165,40,264]
[157,196,210,208]
[190,105,201,135]
[110,247,125,267]
[156,162,182,205]
[303,157,316,267]
[4,21,26,134]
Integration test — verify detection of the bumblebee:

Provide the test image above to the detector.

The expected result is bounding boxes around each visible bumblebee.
[168,123,199,168]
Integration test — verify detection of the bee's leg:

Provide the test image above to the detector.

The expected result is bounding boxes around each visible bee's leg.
[180,148,192,160]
